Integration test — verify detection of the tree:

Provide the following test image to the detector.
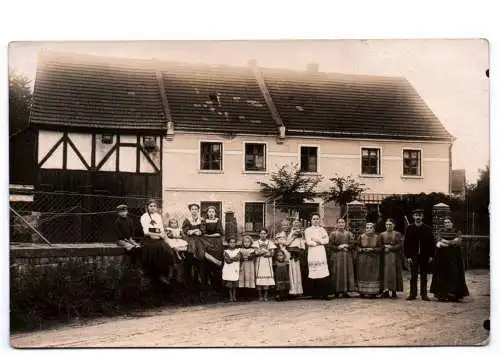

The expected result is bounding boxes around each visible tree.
[9,70,32,137]
[9,70,35,184]
[322,175,367,217]
[466,165,490,235]
[257,163,323,215]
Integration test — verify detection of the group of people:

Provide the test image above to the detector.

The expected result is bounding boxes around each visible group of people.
[115,201,470,304]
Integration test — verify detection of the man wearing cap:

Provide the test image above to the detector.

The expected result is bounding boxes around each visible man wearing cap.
[403,208,435,301]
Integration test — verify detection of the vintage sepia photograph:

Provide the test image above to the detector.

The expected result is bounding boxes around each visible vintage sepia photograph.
[8,39,490,347]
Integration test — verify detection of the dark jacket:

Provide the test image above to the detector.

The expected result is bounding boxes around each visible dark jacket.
[403,223,435,261]
[114,216,138,241]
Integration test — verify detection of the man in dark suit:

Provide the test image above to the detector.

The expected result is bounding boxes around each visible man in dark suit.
[403,208,435,301]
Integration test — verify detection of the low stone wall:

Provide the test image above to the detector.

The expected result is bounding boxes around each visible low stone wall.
[10,243,169,332]
[10,235,489,332]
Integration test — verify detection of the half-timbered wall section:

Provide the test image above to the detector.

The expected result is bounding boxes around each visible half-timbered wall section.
[37,130,161,174]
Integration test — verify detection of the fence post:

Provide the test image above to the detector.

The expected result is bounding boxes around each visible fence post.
[472,211,475,236]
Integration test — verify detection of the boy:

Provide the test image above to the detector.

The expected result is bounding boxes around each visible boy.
[115,204,141,256]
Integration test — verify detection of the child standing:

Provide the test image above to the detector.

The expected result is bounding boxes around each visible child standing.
[253,228,276,302]
[164,219,188,261]
[274,249,291,301]
[222,236,241,302]
[286,219,305,297]
[238,235,256,298]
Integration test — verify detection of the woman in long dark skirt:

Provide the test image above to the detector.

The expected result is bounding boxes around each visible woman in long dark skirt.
[357,222,383,298]
[380,218,404,298]
[139,199,176,284]
[430,217,469,302]
[328,218,357,298]
[202,205,225,292]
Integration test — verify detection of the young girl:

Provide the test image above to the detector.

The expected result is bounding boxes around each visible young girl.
[253,228,276,302]
[222,236,241,302]
[286,219,305,297]
[238,235,256,295]
[274,249,291,301]
[164,219,189,261]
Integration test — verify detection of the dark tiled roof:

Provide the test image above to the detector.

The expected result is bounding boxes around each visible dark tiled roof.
[160,62,276,134]
[260,68,453,140]
[30,52,453,141]
[30,52,166,131]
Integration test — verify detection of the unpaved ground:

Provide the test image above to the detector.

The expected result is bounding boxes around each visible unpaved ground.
[11,270,490,348]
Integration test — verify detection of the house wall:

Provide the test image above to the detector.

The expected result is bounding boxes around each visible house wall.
[163,132,451,231]
[37,130,161,173]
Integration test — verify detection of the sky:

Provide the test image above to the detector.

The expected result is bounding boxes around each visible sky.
[8,40,490,183]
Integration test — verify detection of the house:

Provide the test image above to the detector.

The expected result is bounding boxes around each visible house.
[29,52,454,240]
[28,52,168,242]
[159,59,454,230]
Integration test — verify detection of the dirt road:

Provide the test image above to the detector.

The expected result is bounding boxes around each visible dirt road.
[11,270,490,347]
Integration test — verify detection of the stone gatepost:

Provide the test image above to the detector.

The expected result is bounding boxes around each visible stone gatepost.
[346,200,367,239]
[432,202,451,239]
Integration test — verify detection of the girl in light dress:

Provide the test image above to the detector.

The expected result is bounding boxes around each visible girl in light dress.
[286,219,305,297]
[222,236,241,302]
[164,219,188,261]
[253,228,276,302]
[238,235,256,297]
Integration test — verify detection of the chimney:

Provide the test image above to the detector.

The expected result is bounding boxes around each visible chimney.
[248,59,258,68]
[306,63,319,73]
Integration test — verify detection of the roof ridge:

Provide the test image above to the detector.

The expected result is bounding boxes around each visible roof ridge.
[39,51,408,81]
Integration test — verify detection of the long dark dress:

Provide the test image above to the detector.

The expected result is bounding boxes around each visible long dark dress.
[430,230,469,300]
[328,230,357,293]
[380,231,404,292]
[357,233,383,295]
[274,260,291,291]
[139,212,175,279]
[203,218,224,266]
[182,216,206,260]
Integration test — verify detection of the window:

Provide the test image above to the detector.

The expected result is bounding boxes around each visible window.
[200,142,222,170]
[244,202,265,232]
[245,143,266,171]
[403,149,422,176]
[200,201,222,219]
[300,146,318,172]
[361,148,380,175]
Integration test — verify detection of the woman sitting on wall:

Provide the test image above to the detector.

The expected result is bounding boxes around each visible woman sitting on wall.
[139,199,176,284]
[182,203,224,301]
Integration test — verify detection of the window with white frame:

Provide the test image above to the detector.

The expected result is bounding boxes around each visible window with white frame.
[300,146,318,173]
[361,148,381,175]
[403,149,422,176]
[244,202,265,232]
[200,142,223,171]
[244,143,266,171]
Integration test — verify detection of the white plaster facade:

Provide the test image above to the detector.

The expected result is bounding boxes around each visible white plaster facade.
[163,132,451,231]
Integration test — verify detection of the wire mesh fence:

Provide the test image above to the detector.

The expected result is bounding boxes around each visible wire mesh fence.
[10,190,162,244]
